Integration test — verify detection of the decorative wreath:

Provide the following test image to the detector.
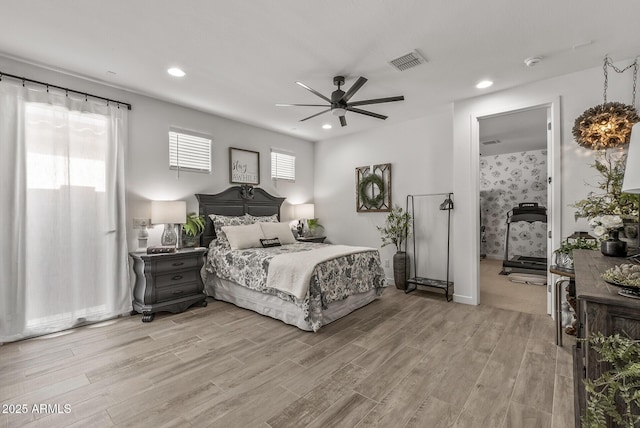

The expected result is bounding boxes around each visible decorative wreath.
[359,173,385,209]
[572,102,639,150]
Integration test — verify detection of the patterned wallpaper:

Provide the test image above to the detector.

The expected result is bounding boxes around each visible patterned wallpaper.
[480,149,548,260]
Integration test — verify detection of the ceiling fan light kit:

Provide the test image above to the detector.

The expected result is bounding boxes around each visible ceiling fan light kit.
[278,75,404,127]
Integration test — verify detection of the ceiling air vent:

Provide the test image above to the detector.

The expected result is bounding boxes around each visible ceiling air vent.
[482,139,502,145]
[388,50,427,72]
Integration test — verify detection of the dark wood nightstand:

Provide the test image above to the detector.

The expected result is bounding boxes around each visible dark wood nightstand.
[129,248,207,322]
[296,236,326,243]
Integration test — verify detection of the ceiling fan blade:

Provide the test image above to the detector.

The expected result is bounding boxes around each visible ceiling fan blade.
[339,116,347,127]
[347,107,388,120]
[343,77,368,102]
[276,103,330,107]
[300,108,331,122]
[348,95,404,107]
[296,81,332,103]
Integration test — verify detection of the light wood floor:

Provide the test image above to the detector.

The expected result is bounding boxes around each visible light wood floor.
[480,258,548,315]
[0,287,575,428]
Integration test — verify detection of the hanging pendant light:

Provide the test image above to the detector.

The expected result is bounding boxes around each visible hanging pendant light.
[572,56,639,150]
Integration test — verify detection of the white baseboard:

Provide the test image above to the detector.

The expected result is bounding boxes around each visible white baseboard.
[452,293,477,305]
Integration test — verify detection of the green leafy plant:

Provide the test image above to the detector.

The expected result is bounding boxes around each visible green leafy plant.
[581,333,640,428]
[553,237,598,255]
[572,151,639,221]
[376,205,412,251]
[182,212,205,237]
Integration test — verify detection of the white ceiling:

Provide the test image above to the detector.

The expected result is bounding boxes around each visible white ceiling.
[479,107,548,156]
[1,1,639,142]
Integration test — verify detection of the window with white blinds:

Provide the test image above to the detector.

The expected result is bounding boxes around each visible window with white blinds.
[271,149,295,181]
[169,128,212,173]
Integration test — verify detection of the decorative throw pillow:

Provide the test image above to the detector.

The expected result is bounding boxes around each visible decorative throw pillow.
[260,237,282,248]
[221,223,265,250]
[259,222,297,245]
[248,213,279,223]
[209,214,252,247]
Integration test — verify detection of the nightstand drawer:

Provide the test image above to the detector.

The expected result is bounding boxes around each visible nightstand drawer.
[153,256,199,273]
[155,270,200,288]
[156,282,201,302]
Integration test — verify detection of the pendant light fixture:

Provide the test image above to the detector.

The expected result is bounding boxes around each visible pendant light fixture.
[572,56,639,150]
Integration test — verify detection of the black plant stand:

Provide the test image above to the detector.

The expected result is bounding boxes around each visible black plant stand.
[405,192,454,301]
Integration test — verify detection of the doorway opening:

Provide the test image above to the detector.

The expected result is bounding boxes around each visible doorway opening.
[478,107,551,315]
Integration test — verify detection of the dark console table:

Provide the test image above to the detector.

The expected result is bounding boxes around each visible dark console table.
[572,249,640,427]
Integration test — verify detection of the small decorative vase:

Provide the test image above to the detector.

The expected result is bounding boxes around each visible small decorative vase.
[181,231,201,248]
[305,219,324,237]
[393,251,410,290]
[601,230,627,257]
[554,252,574,269]
[621,220,639,248]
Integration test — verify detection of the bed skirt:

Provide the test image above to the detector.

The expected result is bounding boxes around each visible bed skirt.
[204,274,379,331]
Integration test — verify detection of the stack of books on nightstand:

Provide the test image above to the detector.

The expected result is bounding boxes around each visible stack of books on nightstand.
[147,246,176,254]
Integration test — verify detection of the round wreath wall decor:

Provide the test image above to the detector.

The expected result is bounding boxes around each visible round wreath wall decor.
[359,173,385,209]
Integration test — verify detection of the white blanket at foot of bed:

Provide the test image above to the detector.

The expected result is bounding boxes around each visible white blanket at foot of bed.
[266,245,375,300]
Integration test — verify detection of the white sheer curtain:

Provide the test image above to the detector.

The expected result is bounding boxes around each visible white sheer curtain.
[0,80,131,343]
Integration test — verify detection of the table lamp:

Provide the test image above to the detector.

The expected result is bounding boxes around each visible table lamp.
[151,200,187,246]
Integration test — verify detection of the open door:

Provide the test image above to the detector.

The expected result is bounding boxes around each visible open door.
[474,98,561,316]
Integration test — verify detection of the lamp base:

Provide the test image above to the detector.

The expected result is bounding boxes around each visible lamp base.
[161,223,177,246]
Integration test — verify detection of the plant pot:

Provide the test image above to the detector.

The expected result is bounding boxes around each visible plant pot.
[601,230,627,257]
[181,232,202,248]
[553,252,574,269]
[393,251,410,290]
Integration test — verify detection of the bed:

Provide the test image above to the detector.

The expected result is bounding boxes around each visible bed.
[196,186,387,332]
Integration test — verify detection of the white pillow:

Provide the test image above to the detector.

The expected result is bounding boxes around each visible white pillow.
[221,223,265,250]
[259,222,297,245]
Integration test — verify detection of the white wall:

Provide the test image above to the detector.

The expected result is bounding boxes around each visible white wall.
[0,56,314,251]
[315,105,454,280]
[126,92,314,249]
[453,59,637,305]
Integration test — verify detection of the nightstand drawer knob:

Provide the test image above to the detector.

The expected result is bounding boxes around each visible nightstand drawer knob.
[172,262,184,266]
[171,275,184,281]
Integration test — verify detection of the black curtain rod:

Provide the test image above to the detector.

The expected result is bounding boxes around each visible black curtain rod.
[0,70,132,110]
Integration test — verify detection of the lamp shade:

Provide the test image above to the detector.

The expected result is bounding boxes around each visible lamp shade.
[294,203,315,219]
[622,123,640,194]
[151,200,187,224]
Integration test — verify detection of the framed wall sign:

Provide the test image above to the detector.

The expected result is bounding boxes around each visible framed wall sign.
[229,147,260,185]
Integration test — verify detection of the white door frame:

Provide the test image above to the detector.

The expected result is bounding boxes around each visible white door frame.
[471,97,561,315]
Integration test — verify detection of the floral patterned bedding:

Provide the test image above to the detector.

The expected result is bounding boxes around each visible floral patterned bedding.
[204,241,387,331]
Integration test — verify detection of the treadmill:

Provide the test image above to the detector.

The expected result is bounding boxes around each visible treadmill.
[500,202,547,275]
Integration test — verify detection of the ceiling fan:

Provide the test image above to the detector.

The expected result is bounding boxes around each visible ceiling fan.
[276,75,404,127]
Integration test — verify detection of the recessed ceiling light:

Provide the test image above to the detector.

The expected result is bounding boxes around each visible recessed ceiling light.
[476,80,493,89]
[322,124,332,130]
[167,67,186,77]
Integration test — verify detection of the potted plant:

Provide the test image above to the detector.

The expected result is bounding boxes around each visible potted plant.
[582,332,640,428]
[181,212,205,247]
[572,151,639,247]
[553,237,598,269]
[377,205,412,289]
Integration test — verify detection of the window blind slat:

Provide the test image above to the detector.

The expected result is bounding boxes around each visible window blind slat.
[271,151,295,181]
[169,130,212,173]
